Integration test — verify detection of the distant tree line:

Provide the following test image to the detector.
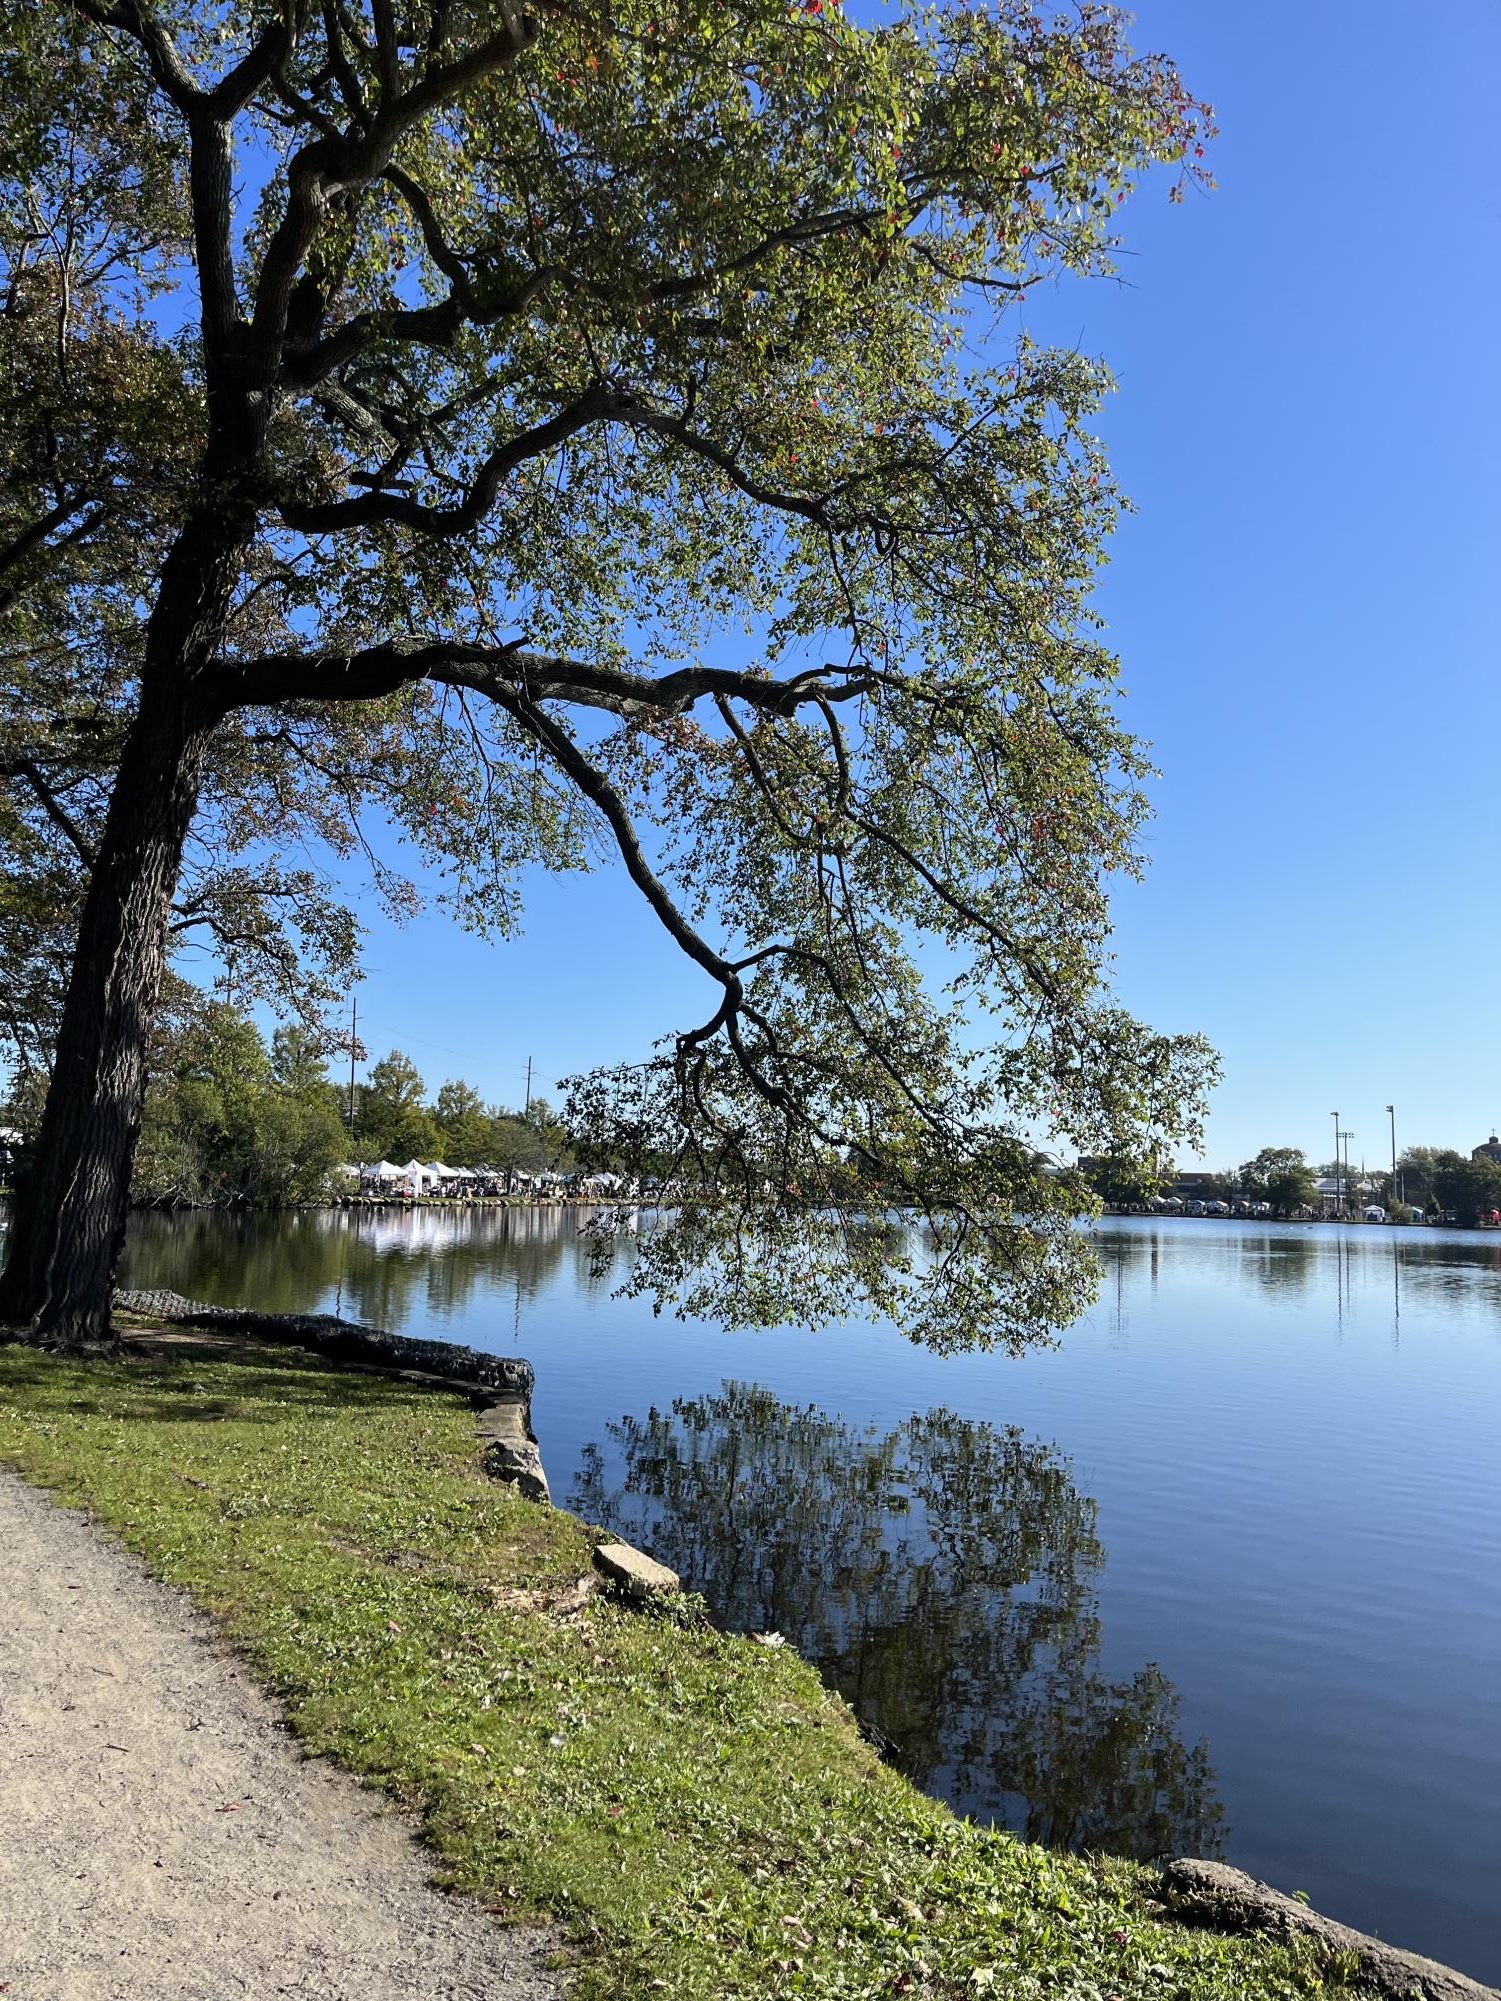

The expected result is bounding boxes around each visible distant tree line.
[3,990,571,1209]
[346,1051,573,1181]
[1080,1141,1501,1227]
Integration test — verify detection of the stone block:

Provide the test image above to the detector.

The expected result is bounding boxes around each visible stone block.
[592,1540,680,1599]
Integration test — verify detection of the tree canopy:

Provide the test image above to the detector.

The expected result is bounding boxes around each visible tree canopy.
[1412,1148,1501,1228]
[1237,1147,1316,1217]
[0,0,1216,1348]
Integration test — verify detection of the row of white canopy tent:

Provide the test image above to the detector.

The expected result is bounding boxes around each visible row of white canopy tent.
[340,1163,632,1198]
[355,1160,481,1192]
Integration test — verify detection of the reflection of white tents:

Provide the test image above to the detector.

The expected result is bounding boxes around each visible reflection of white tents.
[364,1210,467,1254]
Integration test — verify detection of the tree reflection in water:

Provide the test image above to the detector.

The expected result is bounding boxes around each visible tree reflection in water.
[120,1203,600,1330]
[573,1384,1223,1862]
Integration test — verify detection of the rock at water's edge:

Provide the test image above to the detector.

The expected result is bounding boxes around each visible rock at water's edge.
[475,1398,550,1504]
[1161,1859,1500,2001]
[593,1541,680,1599]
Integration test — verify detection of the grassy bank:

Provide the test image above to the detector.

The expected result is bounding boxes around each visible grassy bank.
[0,1336,1353,2001]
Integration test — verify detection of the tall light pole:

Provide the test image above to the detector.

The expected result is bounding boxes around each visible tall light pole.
[1340,1130,1355,1216]
[1331,1111,1341,1218]
[1385,1104,1398,1204]
[347,994,358,1136]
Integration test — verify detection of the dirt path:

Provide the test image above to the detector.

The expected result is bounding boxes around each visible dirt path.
[0,1469,562,2001]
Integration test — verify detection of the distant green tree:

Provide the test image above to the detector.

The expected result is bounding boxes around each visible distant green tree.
[176,1007,271,1200]
[1238,1147,1316,1216]
[1397,1148,1445,1212]
[1429,1150,1501,1228]
[135,1004,348,1205]
[1081,1155,1160,1208]
[270,1025,338,1105]
[482,1098,575,1176]
[252,1089,348,1206]
[258,1028,349,1203]
[135,1003,269,1203]
[356,1051,438,1163]
[434,1079,490,1167]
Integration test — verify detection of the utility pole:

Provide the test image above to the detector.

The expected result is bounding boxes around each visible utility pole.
[524,1055,532,1120]
[1340,1130,1355,1216]
[1331,1111,1340,1218]
[347,994,358,1136]
[1385,1104,1399,1204]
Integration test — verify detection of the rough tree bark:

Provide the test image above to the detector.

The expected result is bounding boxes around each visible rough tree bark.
[0,698,214,1344]
[0,500,252,1347]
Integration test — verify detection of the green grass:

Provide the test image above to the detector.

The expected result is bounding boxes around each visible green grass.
[0,1337,1354,2000]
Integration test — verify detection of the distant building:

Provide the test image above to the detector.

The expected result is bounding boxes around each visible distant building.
[1474,1135,1501,1165]
[1313,1173,1374,1216]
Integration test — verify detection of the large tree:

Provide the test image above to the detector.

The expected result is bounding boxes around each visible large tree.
[0,0,1216,1349]
[1238,1146,1316,1217]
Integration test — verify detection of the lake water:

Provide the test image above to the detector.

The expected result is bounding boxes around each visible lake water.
[114,1209,1501,1981]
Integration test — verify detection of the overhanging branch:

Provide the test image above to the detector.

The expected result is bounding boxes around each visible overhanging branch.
[213,636,871,721]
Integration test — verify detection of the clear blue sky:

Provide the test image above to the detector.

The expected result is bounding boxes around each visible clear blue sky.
[291,0,1501,1175]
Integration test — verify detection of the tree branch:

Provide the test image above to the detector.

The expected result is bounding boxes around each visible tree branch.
[205,10,304,119]
[247,3,541,385]
[213,636,870,720]
[65,0,198,112]
[277,381,615,533]
[3,759,99,867]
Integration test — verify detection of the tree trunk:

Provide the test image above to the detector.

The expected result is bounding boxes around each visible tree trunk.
[0,680,217,1346]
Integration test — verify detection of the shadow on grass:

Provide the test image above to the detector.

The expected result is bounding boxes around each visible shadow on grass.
[0,1333,459,1426]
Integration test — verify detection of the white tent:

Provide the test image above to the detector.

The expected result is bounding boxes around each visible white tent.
[369,1160,405,1181]
[403,1159,438,1191]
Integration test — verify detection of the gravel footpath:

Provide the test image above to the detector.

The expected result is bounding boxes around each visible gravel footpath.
[0,1469,563,2001]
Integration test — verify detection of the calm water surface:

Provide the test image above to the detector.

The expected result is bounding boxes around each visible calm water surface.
[116,1211,1501,1981]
